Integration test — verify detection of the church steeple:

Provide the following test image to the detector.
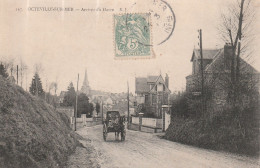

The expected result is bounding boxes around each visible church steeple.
[83,69,89,86]
[81,69,91,95]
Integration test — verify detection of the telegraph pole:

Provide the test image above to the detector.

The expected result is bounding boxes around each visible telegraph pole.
[127,81,130,129]
[75,73,79,131]
[99,96,103,124]
[198,29,204,115]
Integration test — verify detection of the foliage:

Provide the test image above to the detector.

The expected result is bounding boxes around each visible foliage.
[29,73,44,97]
[171,92,190,118]
[87,103,94,117]
[167,87,259,156]
[77,93,94,118]
[0,76,79,168]
[219,0,255,107]
[46,92,59,108]
[137,104,157,118]
[168,66,259,156]
[62,82,76,107]
[165,104,259,156]
[95,102,100,115]
[0,62,9,78]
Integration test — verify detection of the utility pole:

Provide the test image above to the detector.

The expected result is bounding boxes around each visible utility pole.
[75,73,79,131]
[127,81,130,129]
[99,96,103,124]
[198,29,204,116]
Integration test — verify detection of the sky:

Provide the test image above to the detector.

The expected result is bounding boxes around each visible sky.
[0,0,260,94]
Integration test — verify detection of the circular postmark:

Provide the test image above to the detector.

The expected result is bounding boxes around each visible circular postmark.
[124,0,176,46]
[150,0,176,45]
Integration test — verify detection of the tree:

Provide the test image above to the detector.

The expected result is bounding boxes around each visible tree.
[2,57,15,77]
[87,103,94,117]
[219,0,255,105]
[29,73,44,97]
[96,102,101,115]
[0,63,9,78]
[63,82,76,107]
[77,93,94,118]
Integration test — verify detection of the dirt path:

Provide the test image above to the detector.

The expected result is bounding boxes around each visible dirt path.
[67,125,259,168]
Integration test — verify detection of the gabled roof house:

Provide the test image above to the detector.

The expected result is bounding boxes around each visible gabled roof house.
[135,74,171,118]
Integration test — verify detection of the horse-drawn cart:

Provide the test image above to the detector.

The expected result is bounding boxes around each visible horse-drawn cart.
[103,111,126,141]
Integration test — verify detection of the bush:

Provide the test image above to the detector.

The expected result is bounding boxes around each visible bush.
[165,107,259,156]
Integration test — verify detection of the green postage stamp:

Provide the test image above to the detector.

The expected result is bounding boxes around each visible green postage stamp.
[114,13,153,59]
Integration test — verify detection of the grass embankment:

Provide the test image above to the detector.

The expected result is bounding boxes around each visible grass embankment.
[165,115,259,156]
[0,76,80,168]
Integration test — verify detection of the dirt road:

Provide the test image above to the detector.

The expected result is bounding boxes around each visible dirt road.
[67,125,259,168]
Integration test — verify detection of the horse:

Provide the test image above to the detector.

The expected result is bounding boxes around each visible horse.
[113,115,121,140]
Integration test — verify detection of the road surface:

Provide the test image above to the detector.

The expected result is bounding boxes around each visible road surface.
[67,125,259,168]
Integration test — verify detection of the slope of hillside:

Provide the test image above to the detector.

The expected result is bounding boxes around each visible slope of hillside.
[0,76,79,168]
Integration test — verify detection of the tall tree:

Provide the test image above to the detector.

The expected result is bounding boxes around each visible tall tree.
[77,93,89,117]
[63,82,76,107]
[88,103,94,117]
[219,0,255,104]
[0,63,9,78]
[29,73,44,97]
[77,93,94,117]
[96,102,101,115]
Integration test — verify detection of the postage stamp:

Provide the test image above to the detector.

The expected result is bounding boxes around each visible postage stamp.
[114,13,153,59]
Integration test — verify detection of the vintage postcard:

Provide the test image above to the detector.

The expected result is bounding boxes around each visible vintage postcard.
[0,0,260,168]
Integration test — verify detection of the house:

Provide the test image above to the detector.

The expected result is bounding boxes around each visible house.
[135,74,171,118]
[186,44,260,112]
[186,48,222,92]
[59,91,67,104]
[110,92,135,105]
[112,101,135,116]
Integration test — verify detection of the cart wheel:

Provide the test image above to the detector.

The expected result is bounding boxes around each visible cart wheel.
[103,124,107,141]
[121,126,126,141]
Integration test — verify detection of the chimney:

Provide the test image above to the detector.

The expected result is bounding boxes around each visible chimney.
[165,73,169,88]
[224,43,233,70]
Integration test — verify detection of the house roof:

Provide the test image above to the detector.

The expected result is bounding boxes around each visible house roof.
[150,75,171,93]
[147,76,158,83]
[205,48,259,73]
[135,75,171,94]
[136,77,150,93]
[136,75,159,93]
[112,101,133,115]
[191,49,221,61]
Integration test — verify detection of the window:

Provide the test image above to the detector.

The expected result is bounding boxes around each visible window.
[152,94,157,104]
[157,84,163,92]
[145,95,149,104]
